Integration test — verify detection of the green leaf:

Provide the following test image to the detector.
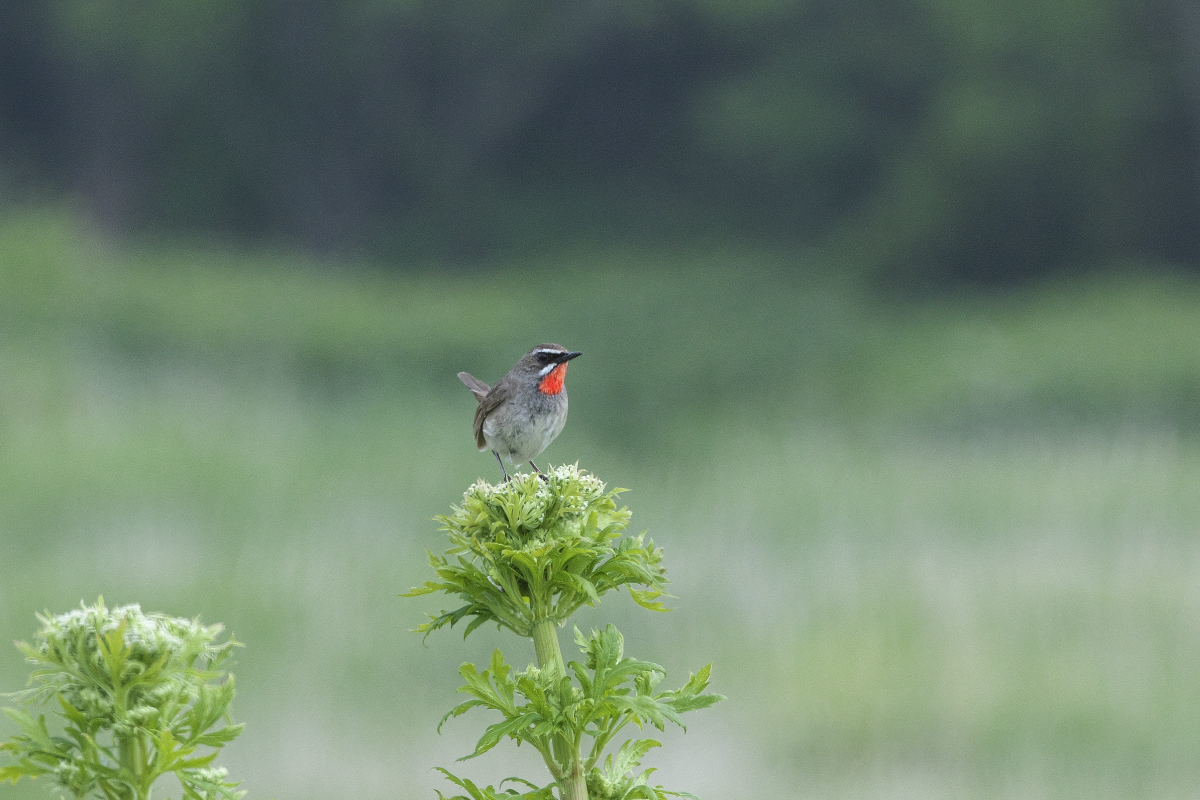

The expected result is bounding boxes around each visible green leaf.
[497,775,542,791]
[607,738,661,778]
[605,658,666,690]
[666,693,725,714]
[461,712,539,760]
[176,750,221,770]
[435,767,552,799]
[489,649,512,688]
[0,765,31,783]
[193,723,245,747]
[401,578,454,597]
[577,624,624,671]
[662,664,725,714]
[458,660,510,712]
[628,587,670,612]
[462,614,491,639]
[609,694,685,731]
[435,766,477,792]
[438,700,487,733]
[680,664,712,695]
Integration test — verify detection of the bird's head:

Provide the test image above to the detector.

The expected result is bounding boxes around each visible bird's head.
[518,344,582,395]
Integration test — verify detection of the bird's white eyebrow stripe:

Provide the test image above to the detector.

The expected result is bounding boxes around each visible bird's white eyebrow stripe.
[534,348,565,355]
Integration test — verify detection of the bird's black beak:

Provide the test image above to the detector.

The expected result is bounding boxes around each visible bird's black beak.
[557,351,583,363]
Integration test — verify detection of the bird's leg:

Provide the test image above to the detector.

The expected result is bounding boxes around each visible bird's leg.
[529,460,549,481]
[493,450,510,482]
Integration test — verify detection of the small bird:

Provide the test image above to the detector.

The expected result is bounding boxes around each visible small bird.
[458,344,582,481]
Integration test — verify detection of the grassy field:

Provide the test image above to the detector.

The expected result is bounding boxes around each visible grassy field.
[1,208,1198,799]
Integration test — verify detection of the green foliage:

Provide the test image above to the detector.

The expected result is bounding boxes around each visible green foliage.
[438,629,719,799]
[432,768,553,800]
[6,1,1197,278]
[405,466,669,640]
[1,599,244,800]
[409,468,722,800]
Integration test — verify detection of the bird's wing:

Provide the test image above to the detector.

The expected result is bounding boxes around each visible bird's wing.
[457,371,491,400]
[472,387,507,451]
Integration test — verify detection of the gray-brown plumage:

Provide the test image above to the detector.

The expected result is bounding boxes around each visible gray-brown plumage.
[457,343,582,480]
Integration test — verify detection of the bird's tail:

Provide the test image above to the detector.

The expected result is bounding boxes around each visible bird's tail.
[457,371,490,401]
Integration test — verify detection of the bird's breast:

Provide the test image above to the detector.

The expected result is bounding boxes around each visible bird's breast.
[482,391,567,462]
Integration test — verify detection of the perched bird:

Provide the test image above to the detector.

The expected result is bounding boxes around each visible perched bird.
[458,344,582,481]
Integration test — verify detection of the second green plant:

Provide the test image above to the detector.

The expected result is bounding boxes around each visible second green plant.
[406,465,723,800]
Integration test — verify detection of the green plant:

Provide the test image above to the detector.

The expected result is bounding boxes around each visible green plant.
[0,599,244,800]
[405,465,723,800]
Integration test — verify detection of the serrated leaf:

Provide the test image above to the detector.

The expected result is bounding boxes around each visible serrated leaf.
[0,763,43,783]
[460,712,539,760]
[628,587,670,612]
[667,693,725,714]
[458,663,499,705]
[497,775,541,791]
[401,580,451,597]
[2,709,54,750]
[680,664,712,695]
[610,694,685,731]
[562,573,600,605]
[605,658,666,690]
[176,751,220,770]
[605,738,661,779]
[435,766,475,790]
[438,700,486,733]
[489,649,512,686]
[569,660,594,697]
[462,614,490,639]
[193,723,245,747]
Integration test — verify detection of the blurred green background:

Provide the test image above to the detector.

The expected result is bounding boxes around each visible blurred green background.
[2,2,1199,799]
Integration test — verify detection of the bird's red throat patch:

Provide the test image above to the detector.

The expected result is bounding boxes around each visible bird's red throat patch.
[539,363,568,395]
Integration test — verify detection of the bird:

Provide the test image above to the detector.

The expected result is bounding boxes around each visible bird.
[458,344,582,481]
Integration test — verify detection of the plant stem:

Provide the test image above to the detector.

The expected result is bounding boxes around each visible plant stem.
[116,731,152,800]
[531,618,566,676]
[563,759,588,800]
[530,618,588,800]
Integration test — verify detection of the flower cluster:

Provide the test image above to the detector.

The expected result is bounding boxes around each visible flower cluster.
[458,465,619,544]
[1,598,244,799]
[407,465,668,639]
[21,602,233,722]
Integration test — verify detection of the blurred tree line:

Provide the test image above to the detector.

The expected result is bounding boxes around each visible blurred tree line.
[1,0,1197,284]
